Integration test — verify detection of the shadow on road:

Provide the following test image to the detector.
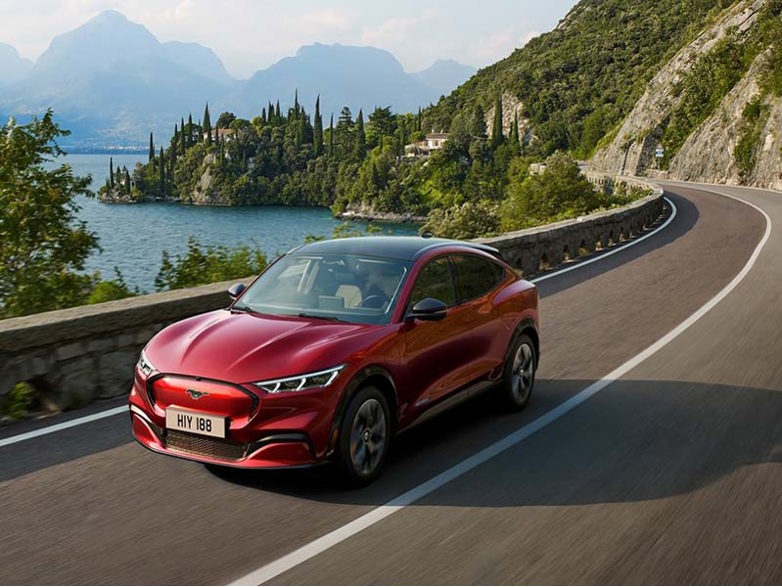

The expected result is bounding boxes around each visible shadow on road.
[204,378,782,507]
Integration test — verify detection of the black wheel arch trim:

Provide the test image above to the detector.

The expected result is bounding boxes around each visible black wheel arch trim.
[327,365,398,455]
[513,317,540,363]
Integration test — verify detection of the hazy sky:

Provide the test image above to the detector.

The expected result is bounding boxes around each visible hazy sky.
[0,0,580,78]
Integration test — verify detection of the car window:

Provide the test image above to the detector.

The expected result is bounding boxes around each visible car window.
[239,254,410,325]
[450,254,506,302]
[409,257,456,308]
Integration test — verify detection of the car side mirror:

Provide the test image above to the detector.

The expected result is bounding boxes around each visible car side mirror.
[407,297,448,321]
[227,283,246,299]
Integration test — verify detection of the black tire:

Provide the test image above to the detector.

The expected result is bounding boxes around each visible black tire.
[495,332,537,412]
[337,386,391,484]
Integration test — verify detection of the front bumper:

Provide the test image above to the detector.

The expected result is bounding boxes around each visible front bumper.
[128,371,341,469]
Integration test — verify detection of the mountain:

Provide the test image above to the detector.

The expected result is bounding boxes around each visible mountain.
[0,43,33,87]
[232,43,443,120]
[0,12,475,147]
[412,59,476,99]
[0,10,235,146]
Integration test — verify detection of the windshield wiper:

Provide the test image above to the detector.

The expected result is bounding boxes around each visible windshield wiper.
[297,313,346,322]
[230,302,255,313]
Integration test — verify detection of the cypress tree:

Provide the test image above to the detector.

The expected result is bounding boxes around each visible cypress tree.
[187,114,193,147]
[510,112,520,151]
[313,96,323,156]
[180,118,186,154]
[203,103,212,145]
[491,95,504,148]
[328,114,334,158]
[417,107,422,132]
[261,107,267,124]
[124,167,131,193]
[354,109,366,159]
[294,89,299,116]
[148,133,154,162]
[109,157,114,189]
[275,100,281,120]
[159,147,165,194]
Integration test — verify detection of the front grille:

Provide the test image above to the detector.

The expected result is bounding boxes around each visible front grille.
[165,430,247,461]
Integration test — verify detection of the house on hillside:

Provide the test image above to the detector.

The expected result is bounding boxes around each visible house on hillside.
[202,128,236,142]
[405,132,450,158]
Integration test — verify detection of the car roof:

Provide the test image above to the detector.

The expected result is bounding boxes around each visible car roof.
[291,236,502,262]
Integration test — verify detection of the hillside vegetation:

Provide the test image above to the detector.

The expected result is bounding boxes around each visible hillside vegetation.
[423,0,737,158]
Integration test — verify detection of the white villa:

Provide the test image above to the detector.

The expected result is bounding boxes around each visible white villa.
[405,132,450,158]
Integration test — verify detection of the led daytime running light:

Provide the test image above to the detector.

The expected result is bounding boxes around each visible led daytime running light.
[137,349,157,377]
[254,365,345,393]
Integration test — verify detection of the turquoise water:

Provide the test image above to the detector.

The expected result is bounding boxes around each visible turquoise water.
[56,154,419,291]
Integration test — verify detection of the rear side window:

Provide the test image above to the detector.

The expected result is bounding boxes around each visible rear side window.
[409,257,456,307]
[451,254,506,302]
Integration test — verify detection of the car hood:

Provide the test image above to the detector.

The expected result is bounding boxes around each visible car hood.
[145,309,386,383]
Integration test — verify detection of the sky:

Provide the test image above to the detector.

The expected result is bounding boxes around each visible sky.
[0,0,580,78]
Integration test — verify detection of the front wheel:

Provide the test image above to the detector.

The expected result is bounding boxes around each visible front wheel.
[337,386,391,484]
[496,333,537,411]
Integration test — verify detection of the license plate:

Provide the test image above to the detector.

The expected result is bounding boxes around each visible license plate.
[165,407,226,438]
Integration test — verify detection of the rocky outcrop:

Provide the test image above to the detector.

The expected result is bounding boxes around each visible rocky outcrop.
[185,153,233,206]
[486,92,531,143]
[666,50,774,186]
[590,0,768,178]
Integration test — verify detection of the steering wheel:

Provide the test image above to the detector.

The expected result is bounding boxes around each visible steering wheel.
[360,294,388,309]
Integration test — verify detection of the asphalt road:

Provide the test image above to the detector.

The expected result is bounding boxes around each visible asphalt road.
[0,182,779,585]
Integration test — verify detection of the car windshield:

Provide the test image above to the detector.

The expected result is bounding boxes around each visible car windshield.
[237,253,411,325]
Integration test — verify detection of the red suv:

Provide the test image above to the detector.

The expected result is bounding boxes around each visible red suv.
[129,236,539,483]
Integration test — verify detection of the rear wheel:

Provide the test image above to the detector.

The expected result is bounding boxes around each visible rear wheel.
[496,332,537,411]
[337,386,391,484]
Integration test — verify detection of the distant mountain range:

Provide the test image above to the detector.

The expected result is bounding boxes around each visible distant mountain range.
[0,10,475,148]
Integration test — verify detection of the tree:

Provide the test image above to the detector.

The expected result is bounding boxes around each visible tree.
[491,95,504,149]
[313,96,323,156]
[109,157,115,189]
[0,111,98,317]
[148,132,155,162]
[216,111,236,130]
[203,103,212,145]
[354,109,366,159]
[159,146,165,194]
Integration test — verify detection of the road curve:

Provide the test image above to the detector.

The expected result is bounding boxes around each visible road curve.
[0,182,779,584]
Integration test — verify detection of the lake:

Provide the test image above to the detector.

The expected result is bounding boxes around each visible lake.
[55,154,419,292]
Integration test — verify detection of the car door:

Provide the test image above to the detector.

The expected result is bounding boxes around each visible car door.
[448,253,509,383]
[398,255,476,416]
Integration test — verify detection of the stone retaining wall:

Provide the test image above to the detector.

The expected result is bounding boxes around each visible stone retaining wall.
[479,176,665,276]
[0,176,664,411]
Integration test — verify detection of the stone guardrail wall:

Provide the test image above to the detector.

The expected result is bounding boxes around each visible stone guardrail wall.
[0,175,664,412]
[478,175,665,276]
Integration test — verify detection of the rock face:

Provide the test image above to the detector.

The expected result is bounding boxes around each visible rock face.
[485,92,531,143]
[187,153,232,206]
[590,0,782,190]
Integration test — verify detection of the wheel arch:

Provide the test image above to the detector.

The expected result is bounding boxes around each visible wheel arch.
[327,365,398,454]
[515,317,540,364]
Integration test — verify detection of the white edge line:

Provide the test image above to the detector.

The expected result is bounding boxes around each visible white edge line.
[230,191,771,585]
[0,405,128,449]
[0,195,678,450]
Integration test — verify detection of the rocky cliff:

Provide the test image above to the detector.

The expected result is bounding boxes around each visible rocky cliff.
[591,0,782,190]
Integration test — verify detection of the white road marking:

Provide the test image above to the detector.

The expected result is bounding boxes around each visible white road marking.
[229,191,770,585]
[0,406,128,449]
[0,197,675,448]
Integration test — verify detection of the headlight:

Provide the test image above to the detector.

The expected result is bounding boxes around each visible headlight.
[253,365,346,393]
[137,349,157,377]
